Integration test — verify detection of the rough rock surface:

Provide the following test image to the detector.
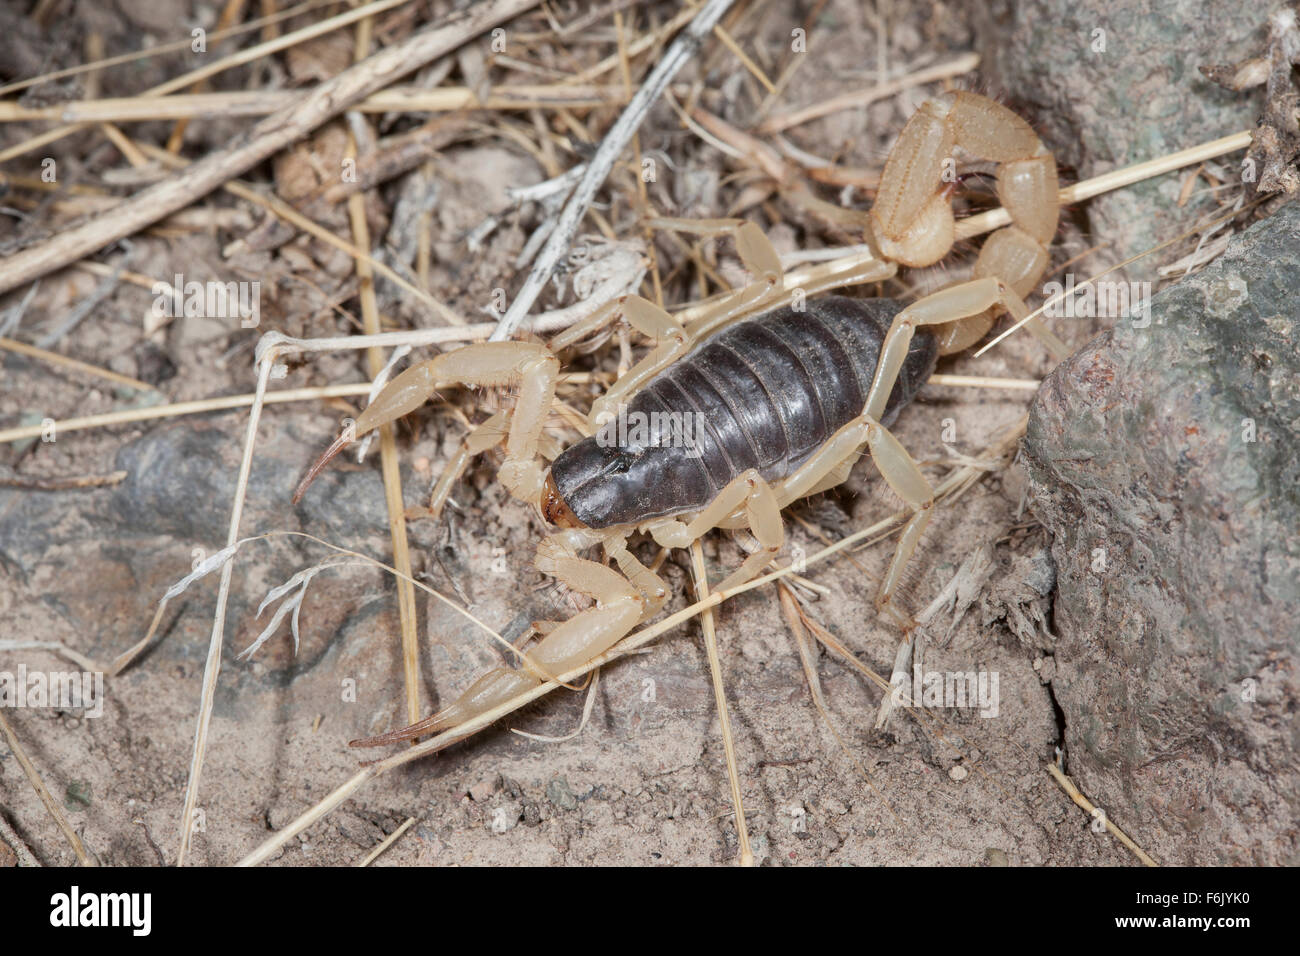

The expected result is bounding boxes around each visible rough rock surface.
[975,0,1265,280]
[1023,203,1300,865]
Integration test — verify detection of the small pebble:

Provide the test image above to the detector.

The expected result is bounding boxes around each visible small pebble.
[468,774,500,802]
[546,776,578,811]
[489,801,522,834]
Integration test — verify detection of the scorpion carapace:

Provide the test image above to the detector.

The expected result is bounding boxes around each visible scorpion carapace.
[288,90,1066,745]
[546,296,936,529]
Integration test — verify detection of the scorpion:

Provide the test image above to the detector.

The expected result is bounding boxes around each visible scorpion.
[292,91,1070,746]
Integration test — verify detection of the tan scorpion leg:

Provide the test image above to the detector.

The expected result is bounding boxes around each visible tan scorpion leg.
[293,342,558,507]
[647,468,785,592]
[550,294,690,429]
[784,453,855,503]
[772,413,934,627]
[352,528,660,744]
[864,277,1033,422]
[564,218,785,424]
[651,218,785,341]
[426,410,508,520]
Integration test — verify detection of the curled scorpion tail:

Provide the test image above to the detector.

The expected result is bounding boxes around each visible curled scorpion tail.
[348,668,540,748]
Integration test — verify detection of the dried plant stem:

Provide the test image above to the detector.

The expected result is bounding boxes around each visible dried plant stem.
[249,306,594,364]
[0,85,629,123]
[74,260,183,292]
[0,0,543,297]
[1047,763,1159,867]
[927,373,1041,391]
[0,709,90,865]
[175,354,276,865]
[0,336,155,393]
[711,23,776,94]
[688,539,754,866]
[490,0,738,341]
[759,52,981,133]
[356,817,416,866]
[1063,131,1253,209]
[960,131,1253,256]
[347,128,422,727]
[0,371,600,445]
[96,122,149,169]
[0,383,371,445]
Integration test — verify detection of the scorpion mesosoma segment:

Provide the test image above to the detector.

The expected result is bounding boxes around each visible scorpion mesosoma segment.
[293,91,1066,744]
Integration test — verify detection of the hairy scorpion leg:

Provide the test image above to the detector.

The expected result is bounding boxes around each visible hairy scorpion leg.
[645,468,785,592]
[351,527,666,744]
[292,342,558,507]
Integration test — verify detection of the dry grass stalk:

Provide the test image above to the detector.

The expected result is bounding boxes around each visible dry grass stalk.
[0,0,543,297]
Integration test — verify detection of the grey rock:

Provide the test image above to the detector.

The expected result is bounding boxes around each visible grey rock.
[132,342,177,386]
[0,415,410,669]
[974,0,1265,281]
[1023,203,1300,865]
[112,425,239,543]
[489,801,522,834]
[266,802,299,830]
[109,420,397,546]
[468,775,500,803]
[521,799,542,827]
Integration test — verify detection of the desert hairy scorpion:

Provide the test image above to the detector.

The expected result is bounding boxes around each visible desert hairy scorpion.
[292,90,1070,745]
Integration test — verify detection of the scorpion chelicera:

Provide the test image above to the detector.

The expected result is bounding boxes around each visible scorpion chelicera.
[292,91,1070,743]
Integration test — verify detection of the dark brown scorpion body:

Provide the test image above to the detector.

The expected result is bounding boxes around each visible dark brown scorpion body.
[549,296,938,528]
